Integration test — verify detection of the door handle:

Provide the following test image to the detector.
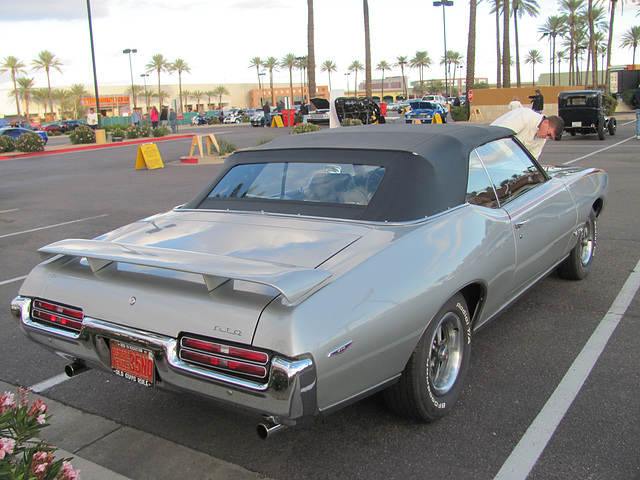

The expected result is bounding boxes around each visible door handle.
[514,220,530,229]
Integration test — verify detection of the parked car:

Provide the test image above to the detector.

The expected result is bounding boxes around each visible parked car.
[0,126,48,144]
[250,108,281,127]
[557,90,616,140]
[421,94,448,105]
[42,123,62,133]
[223,114,242,124]
[404,101,448,124]
[307,97,331,124]
[11,124,607,438]
[59,120,87,133]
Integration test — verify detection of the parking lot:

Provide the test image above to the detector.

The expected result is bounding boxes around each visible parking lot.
[1,120,639,480]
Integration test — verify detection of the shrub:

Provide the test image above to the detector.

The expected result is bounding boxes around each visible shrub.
[0,389,80,480]
[151,126,170,137]
[126,125,146,139]
[604,95,618,116]
[257,136,275,145]
[241,114,251,123]
[0,135,15,153]
[110,127,127,140]
[217,137,237,155]
[450,106,469,122]
[621,89,635,108]
[208,117,221,125]
[15,132,45,152]
[340,118,363,127]
[293,123,322,134]
[68,125,95,144]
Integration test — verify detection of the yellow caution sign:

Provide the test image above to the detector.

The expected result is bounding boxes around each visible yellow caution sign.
[272,116,284,128]
[431,114,443,124]
[412,119,421,124]
[189,134,220,157]
[135,143,164,170]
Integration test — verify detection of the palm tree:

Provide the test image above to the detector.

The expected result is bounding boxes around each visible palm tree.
[182,90,192,111]
[169,58,191,114]
[502,0,511,87]
[621,26,640,67]
[53,89,72,119]
[296,56,308,100]
[395,56,409,99]
[141,88,155,111]
[16,77,35,118]
[560,0,586,85]
[0,56,27,116]
[444,51,464,92]
[605,0,628,92]
[556,50,568,84]
[191,90,204,111]
[466,0,478,110]
[410,51,432,90]
[280,53,298,105]
[376,60,391,101]
[146,54,170,108]
[364,0,372,97]
[489,0,502,88]
[512,0,540,87]
[348,60,364,96]
[307,0,317,98]
[320,60,337,90]
[524,49,544,86]
[32,88,49,118]
[249,57,264,105]
[69,83,89,120]
[264,57,278,105]
[539,16,566,85]
[204,90,216,110]
[213,85,230,110]
[31,50,63,117]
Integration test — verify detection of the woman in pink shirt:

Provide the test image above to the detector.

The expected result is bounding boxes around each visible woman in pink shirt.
[150,107,159,128]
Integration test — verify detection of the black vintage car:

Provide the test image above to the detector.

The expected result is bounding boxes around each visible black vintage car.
[557,90,616,140]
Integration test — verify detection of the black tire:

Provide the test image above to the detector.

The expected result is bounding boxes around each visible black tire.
[607,118,617,136]
[383,294,471,421]
[597,117,606,140]
[557,209,596,280]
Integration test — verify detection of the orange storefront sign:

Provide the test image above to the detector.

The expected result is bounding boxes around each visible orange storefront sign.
[83,96,131,107]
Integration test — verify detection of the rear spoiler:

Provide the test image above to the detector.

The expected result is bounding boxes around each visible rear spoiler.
[38,239,332,304]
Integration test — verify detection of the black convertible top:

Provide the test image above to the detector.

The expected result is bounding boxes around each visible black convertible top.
[185,124,514,222]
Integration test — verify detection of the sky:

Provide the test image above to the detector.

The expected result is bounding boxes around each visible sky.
[0,0,639,99]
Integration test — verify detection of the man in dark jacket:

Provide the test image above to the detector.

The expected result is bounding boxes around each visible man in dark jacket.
[529,89,544,113]
[262,102,271,127]
[631,85,640,140]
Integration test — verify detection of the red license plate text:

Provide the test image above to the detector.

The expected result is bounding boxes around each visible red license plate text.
[110,341,154,387]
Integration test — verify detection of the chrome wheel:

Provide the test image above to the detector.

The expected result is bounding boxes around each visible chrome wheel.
[579,219,594,267]
[428,312,464,395]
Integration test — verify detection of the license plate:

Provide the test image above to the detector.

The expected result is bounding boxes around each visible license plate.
[111,341,154,387]
[572,122,582,127]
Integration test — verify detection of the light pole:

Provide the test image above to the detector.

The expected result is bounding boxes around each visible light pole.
[345,73,351,96]
[140,73,149,113]
[123,49,137,110]
[86,0,101,128]
[258,72,266,106]
[295,56,304,103]
[433,0,453,98]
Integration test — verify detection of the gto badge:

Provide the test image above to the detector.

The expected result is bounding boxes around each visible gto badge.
[129,297,136,306]
[213,325,242,336]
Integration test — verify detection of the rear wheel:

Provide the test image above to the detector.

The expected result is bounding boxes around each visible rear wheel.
[608,118,617,135]
[557,209,596,280]
[383,294,471,421]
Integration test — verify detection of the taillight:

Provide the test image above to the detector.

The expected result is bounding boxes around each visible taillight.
[32,299,84,333]
[179,335,269,379]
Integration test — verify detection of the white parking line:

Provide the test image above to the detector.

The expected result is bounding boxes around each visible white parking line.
[0,275,27,286]
[494,257,640,480]
[0,208,19,214]
[29,373,73,393]
[563,136,635,165]
[0,214,109,240]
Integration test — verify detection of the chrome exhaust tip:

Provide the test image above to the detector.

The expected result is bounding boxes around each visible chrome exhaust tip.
[64,361,90,377]
[256,422,285,440]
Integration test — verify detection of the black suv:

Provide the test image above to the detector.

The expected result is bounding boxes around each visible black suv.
[59,120,88,133]
[557,90,616,140]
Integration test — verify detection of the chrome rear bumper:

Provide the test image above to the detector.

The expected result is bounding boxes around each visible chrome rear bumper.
[11,296,317,427]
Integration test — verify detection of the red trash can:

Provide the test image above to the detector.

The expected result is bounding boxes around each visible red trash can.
[380,102,387,115]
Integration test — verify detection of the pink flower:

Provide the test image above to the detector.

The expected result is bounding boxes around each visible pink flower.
[37,414,46,425]
[0,437,16,459]
[0,392,15,414]
[60,461,81,480]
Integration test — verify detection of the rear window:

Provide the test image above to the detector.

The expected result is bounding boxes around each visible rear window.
[207,163,385,206]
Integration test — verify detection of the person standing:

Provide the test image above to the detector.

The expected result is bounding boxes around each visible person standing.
[86,108,98,130]
[150,106,159,128]
[491,108,564,159]
[299,102,309,124]
[529,89,544,113]
[630,85,640,140]
[263,102,271,127]
[169,108,177,133]
[160,106,169,127]
[131,108,140,126]
[508,96,523,110]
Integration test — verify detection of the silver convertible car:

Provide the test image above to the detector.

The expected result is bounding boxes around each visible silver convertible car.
[11,124,608,438]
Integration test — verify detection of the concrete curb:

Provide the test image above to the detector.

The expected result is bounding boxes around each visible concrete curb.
[0,380,266,480]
